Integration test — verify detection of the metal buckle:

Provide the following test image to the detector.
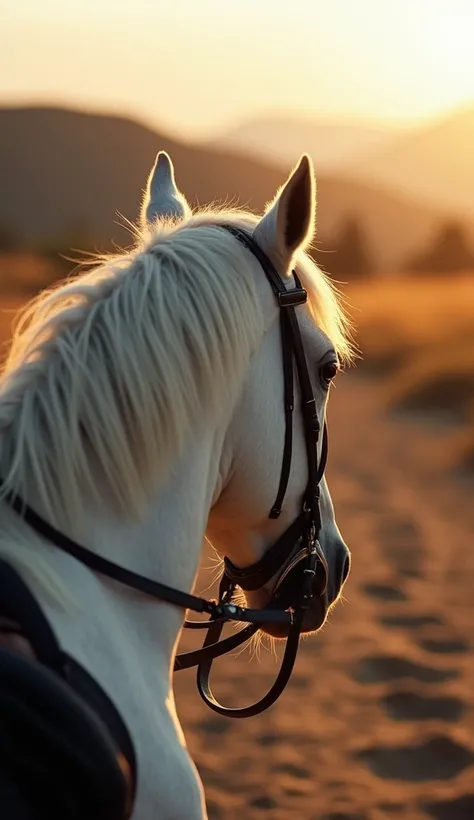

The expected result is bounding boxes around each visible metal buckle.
[278,288,307,308]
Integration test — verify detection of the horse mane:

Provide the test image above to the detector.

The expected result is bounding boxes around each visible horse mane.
[0,208,353,533]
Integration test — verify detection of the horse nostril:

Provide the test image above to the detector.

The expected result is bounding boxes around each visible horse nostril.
[313,559,328,596]
[341,550,351,584]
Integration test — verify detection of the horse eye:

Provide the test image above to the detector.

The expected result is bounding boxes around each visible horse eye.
[320,361,338,388]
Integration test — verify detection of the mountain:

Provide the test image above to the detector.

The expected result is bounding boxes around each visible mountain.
[214,115,403,173]
[347,105,474,218]
[0,106,283,248]
[0,106,468,271]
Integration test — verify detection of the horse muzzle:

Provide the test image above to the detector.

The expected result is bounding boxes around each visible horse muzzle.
[260,542,329,638]
[242,537,350,639]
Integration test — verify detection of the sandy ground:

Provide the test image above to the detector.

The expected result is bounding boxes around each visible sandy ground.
[174,372,474,820]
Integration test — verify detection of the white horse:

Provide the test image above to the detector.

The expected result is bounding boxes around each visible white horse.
[0,152,353,818]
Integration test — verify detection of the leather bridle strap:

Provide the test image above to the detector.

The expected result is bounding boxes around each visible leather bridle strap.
[0,481,293,629]
[196,612,303,718]
[179,574,304,717]
[270,308,295,518]
[285,305,323,518]
[175,623,258,670]
[220,225,308,521]
[223,511,308,592]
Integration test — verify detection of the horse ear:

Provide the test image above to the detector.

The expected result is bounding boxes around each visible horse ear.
[253,154,316,275]
[140,151,191,227]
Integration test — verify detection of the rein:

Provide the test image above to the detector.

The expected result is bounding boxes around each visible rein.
[0,225,327,719]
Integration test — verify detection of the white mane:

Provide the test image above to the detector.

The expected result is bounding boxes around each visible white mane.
[0,208,352,534]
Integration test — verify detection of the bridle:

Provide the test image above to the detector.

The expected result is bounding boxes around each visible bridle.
[0,225,328,721]
[177,225,329,718]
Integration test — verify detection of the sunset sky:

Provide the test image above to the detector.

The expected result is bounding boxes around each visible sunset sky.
[2,0,474,139]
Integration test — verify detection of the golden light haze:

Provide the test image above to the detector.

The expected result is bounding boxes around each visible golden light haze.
[2,0,474,137]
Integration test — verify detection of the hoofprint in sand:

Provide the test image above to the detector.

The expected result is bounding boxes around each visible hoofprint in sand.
[175,373,474,820]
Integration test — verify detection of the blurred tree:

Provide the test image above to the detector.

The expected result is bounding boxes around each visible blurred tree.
[318,216,374,280]
[406,220,474,273]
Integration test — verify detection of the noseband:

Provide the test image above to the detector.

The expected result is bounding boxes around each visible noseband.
[0,226,328,721]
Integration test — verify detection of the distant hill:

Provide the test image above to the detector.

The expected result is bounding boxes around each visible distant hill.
[214,114,402,172]
[0,106,468,271]
[347,105,474,218]
[0,106,284,249]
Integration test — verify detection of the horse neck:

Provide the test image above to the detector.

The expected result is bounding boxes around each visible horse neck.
[1,427,223,682]
[0,425,228,819]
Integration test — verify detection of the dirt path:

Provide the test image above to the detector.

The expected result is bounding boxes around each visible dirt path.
[174,374,474,820]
